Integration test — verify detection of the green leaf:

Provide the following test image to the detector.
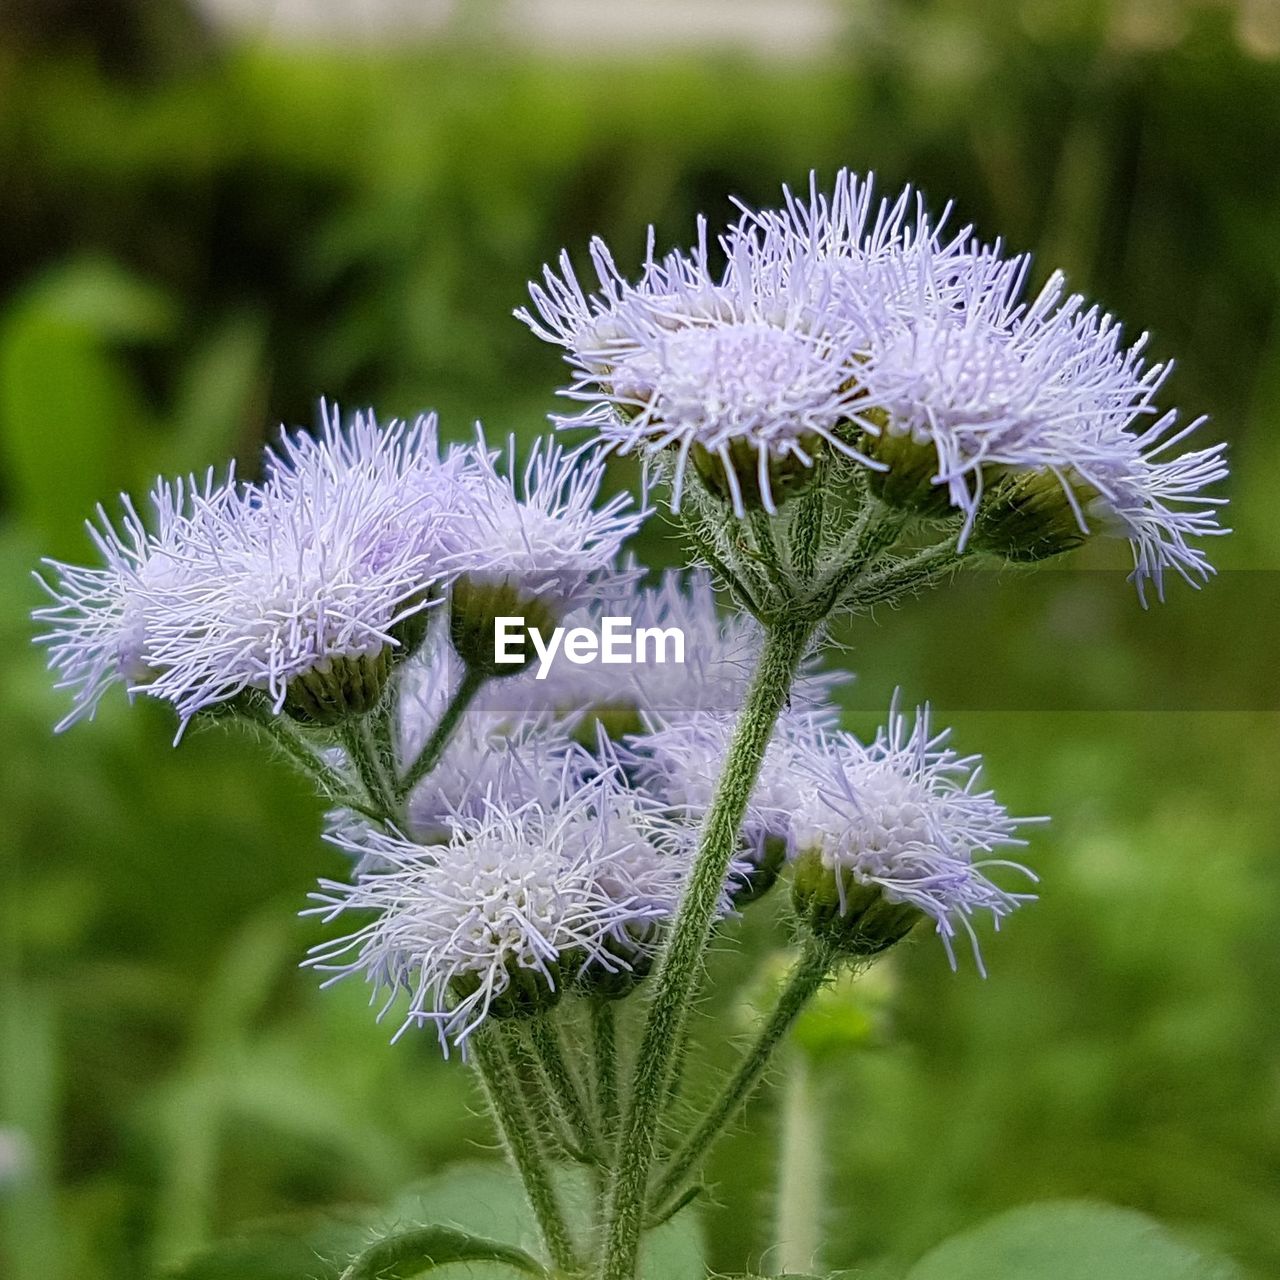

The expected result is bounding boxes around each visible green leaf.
[338,1226,548,1278]
[905,1202,1243,1280]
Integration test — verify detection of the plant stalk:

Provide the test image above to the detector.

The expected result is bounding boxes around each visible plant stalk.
[597,616,812,1280]
[472,1031,582,1276]
[649,937,837,1215]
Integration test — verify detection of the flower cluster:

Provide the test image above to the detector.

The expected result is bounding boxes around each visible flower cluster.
[33,168,1229,1067]
[522,169,1227,600]
[626,696,1038,967]
[34,405,645,733]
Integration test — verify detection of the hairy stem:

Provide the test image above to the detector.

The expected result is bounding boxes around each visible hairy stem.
[528,1017,598,1160]
[396,664,487,800]
[841,537,965,612]
[648,938,837,1215]
[245,711,382,821]
[598,617,812,1280]
[472,1031,582,1275]
[591,1001,619,1146]
[340,720,396,816]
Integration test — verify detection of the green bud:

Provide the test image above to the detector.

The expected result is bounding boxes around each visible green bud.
[387,586,439,663]
[450,958,562,1023]
[690,436,820,513]
[449,574,561,678]
[282,649,391,726]
[573,926,659,1001]
[970,467,1100,563]
[860,410,956,519]
[791,848,920,958]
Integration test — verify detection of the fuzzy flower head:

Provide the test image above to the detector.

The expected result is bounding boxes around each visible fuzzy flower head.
[521,171,988,516]
[474,567,844,733]
[33,470,240,730]
[449,429,647,610]
[521,215,888,516]
[141,407,462,728]
[739,172,1228,600]
[792,698,1039,971]
[307,767,687,1051]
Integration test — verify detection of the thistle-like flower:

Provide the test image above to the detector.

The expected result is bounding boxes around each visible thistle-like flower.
[791,698,1039,969]
[141,407,462,727]
[307,766,690,1051]
[519,215,888,516]
[477,567,843,732]
[445,430,647,673]
[33,470,241,730]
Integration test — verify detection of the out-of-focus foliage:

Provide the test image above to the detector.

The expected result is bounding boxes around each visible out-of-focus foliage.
[1,4,1277,1279]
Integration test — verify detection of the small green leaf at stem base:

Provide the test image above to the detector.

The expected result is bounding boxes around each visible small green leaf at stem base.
[338,1224,550,1278]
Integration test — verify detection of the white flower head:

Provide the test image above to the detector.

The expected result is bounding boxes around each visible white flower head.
[477,567,844,731]
[521,212,885,516]
[394,641,592,844]
[307,766,684,1052]
[33,469,240,730]
[141,405,460,727]
[448,427,648,615]
[794,696,1040,972]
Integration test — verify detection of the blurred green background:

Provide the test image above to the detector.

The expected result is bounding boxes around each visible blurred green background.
[2,1,1278,1277]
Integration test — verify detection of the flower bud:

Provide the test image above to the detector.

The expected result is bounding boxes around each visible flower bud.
[860,411,956,519]
[790,848,921,958]
[572,926,658,1001]
[449,574,561,677]
[690,436,820,513]
[450,957,563,1023]
[283,649,391,726]
[970,467,1100,563]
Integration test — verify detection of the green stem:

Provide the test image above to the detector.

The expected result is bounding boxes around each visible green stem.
[841,537,965,612]
[789,464,826,581]
[528,1017,598,1160]
[340,720,395,816]
[472,1031,582,1276]
[503,1026,570,1164]
[396,665,487,800]
[815,504,909,614]
[591,1001,619,1145]
[244,709,382,822]
[648,938,837,1216]
[598,617,813,1280]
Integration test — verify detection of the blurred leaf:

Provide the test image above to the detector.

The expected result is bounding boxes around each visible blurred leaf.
[338,1226,548,1278]
[904,1201,1243,1280]
[0,259,174,554]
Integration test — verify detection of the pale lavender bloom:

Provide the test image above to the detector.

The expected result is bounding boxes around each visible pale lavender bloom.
[477,567,844,729]
[518,171,978,515]
[307,765,690,1052]
[447,428,648,613]
[852,250,1229,598]
[794,697,1040,972]
[141,407,460,726]
[394,641,592,844]
[519,217,882,516]
[33,469,241,730]
[742,172,1228,599]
